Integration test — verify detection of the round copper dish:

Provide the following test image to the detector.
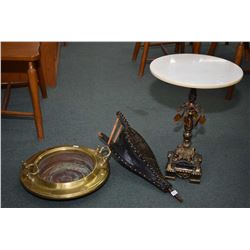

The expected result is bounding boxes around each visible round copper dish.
[20,145,110,200]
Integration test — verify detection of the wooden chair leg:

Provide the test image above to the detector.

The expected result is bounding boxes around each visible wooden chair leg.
[174,43,180,53]
[38,63,48,98]
[244,42,249,63]
[28,62,44,140]
[175,42,185,53]
[138,42,150,77]
[192,42,201,54]
[132,42,141,61]
[207,42,218,55]
[180,42,185,53]
[225,42,244,100]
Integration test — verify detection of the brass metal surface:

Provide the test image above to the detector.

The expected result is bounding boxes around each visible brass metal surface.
[166,149,202,183]
[20,145,110,200]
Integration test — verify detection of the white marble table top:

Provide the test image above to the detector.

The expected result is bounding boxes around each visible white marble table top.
[150,54,243,89]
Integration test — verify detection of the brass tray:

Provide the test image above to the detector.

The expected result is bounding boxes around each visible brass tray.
[20,145,110,200]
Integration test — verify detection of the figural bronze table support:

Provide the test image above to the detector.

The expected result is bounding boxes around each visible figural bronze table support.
[150,54,243,183]
[166,88,205,183]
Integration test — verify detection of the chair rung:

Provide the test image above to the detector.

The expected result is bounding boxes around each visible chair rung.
[149,42,176,47]
[1,110,34,117]
[1,81,28,87]
[146,58,156,61]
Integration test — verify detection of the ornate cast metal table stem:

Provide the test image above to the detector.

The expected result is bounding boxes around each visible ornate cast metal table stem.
[166,88,205,183]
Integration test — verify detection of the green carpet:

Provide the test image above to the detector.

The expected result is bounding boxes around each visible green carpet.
[1,42,250,207]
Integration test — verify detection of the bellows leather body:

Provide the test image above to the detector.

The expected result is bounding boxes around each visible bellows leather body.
[98,112,182,202]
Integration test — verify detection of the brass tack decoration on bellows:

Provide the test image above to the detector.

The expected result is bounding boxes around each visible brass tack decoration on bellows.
[98,111,183,202]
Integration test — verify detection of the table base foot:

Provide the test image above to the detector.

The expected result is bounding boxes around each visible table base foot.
[166,147,202,184]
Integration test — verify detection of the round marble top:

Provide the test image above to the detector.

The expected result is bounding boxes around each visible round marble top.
[150,54,243,89]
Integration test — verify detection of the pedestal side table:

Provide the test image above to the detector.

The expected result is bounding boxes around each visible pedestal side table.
[150,54,243,183]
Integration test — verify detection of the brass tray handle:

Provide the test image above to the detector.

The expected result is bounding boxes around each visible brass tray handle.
[96,146,111,166]
[22,161,39,178]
